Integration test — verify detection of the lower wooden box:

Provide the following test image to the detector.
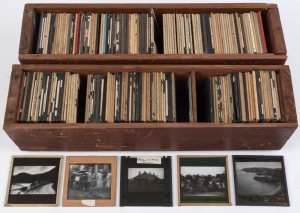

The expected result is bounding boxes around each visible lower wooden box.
[3,64,297,151]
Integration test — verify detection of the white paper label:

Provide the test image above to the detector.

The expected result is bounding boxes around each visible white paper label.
[137,157,162,164]
[81,200,96,207]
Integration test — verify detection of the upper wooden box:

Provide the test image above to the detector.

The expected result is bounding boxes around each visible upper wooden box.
[19,3,287,65]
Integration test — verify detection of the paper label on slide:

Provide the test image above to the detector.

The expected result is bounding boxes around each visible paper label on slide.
[137,156,162,164]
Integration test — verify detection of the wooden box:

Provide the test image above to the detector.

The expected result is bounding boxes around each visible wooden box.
[19,3,287,65]
[3,64,297,151]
